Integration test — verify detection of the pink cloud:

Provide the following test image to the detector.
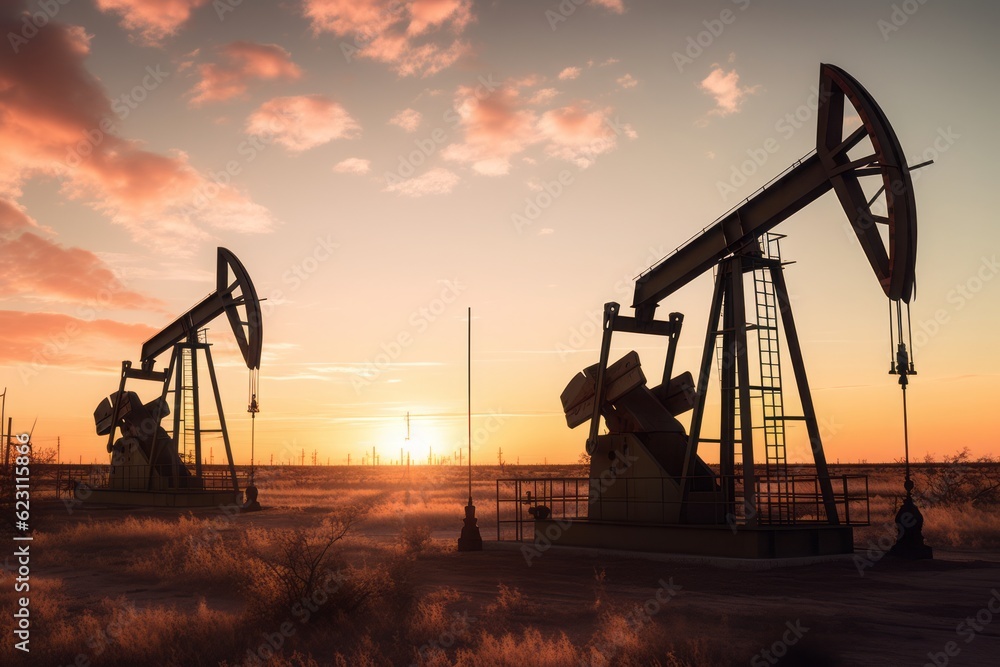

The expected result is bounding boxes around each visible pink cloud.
[302,0,474,77]
[0,16,276,253]
[96,0,210,44]
[699,66,759,116]
[246,95,360,152]
[558,67,581,81]
[617,73,638,89]
[383,167,459,197]
[0,237,162,312]
[538,105,625,168]
[0,310,159,372]
[388,108,422,132]
[441,87,540,176]
[591,0,625,13]
[189,42,302,106]
[442,84,634,174]
[333,157,371,174]
[527,88,560,106]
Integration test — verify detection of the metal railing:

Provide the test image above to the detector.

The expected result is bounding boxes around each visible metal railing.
[496,473,869,542]
[55,464,251,498]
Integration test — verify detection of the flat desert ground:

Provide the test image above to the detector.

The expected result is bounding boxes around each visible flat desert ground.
[3,464,999,666]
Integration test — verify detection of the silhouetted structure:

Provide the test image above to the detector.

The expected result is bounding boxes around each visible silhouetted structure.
[79,248,262,507]
[524,64,924,558]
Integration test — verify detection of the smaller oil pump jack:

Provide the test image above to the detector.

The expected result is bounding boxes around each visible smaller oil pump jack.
[80,248,262,507]
[536,64,927,558]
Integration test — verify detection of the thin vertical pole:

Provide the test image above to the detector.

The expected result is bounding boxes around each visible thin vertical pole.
[467,306,472,504]
[1,387,6,469]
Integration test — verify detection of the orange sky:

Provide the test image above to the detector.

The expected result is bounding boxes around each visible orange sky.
[1,1,998,468]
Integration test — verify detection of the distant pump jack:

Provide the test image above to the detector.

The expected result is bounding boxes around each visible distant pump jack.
[83,248,263,510]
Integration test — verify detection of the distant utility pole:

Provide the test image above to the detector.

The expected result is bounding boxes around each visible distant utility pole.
[57,436,60,464]
[347,453,351,465]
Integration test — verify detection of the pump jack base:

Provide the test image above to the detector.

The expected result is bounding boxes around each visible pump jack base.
[74,487,241,508]
[532,519,854,559]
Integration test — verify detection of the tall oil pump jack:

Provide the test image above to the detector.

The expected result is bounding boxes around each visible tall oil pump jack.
[549,64,923,557]
[81,248,262,507]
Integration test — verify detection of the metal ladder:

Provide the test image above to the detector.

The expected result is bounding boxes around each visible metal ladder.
[179,346,195,464]
[753,233,788,522]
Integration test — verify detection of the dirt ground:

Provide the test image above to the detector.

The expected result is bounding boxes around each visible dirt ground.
[28,495,1000,667]
[413,544,1000,666]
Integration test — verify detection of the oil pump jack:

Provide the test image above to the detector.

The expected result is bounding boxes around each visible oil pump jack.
[80,248,262,507]
[550,64,923,557]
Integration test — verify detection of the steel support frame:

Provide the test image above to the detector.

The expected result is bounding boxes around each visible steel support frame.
[585,302,684,456]
[682,253,839,525]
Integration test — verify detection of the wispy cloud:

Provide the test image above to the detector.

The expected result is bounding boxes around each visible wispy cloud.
[0,18,276,254]
[333,157,371,174]
[188,42,302,106]
[96,0,209,45]
[590,0,625,13]
[0,200,162,310]
[558,66,581,81]
[0,310,158,370]
[246,95,361,152]
[699,66,759,117]
[617,73,638,89]
[388,108,422,132]
[441,84,635,176]
[302,0,474,77]
[383,167,460,197]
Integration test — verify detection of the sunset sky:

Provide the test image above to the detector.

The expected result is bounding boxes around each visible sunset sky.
[1,0,997,468]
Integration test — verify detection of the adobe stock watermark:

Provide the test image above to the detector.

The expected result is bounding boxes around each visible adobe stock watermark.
[842,125,958,255]
[553,245,665,361]
[62,65,171,169]
[750,619,810,666]
[521,449,638,566]
[878,0,931,41]
[17,263,148,384]
[352,279,466,393]
[672,0,752,73]
[923,589,1000,667]
[512,115,633,235]
[213,0,248,21]
[410,611,477,666]
[582,577,683,667]
[383,74,500,190]
[902,254,998,358]
[256,234,339,321]
[183,111,298,215]
[7,0,73,53]
[338,1,406,62]
[717,85,831,202]
[544,0,595,32]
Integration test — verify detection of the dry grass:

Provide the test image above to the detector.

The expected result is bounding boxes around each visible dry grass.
[11,459,998,666]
